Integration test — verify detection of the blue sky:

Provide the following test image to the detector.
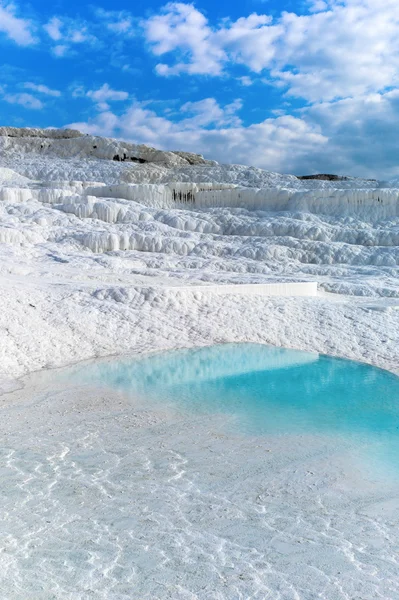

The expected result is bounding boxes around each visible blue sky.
[1,0,399,178]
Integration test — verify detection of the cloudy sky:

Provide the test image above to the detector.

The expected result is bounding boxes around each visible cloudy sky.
[0,0,398,178]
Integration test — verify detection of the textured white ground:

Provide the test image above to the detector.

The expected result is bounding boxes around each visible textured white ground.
[2,367,399,600]
[0,129,399,386]
[0,129,399,598]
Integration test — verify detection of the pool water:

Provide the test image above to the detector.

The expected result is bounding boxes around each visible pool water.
[80,344,399,466]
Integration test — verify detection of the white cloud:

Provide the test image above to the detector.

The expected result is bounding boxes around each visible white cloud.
[67,87,399,179]
[3,92,43,110]
[70,84,85,98]
[24,82,61,97]
[213,13,281,73]
[300,88,399,178]
[87,84,129,103]
[51,44,69,58]
[108,19,134,34]
[307,0,329,12]
[69,30,88,43]
[238,76,252,86]
[143,5,279,76]
[179,97,242,127]
[68,97,327,174]
[143,0,399,102]
[69,110,120,137]
[86,84,129,110]
[144,3,226,75]
[52,44,68,57]
[94,8,135,35]
[44,16,97,56]
[0,1,36,46]
[43,16,62,41]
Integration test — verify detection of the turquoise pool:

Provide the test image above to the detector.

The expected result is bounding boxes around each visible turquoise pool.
[79,344,399,464]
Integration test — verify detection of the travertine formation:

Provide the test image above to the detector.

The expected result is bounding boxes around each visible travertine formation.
[0,127,398,383]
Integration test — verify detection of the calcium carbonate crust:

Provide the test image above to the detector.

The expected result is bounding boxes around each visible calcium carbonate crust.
[0,127,398,385]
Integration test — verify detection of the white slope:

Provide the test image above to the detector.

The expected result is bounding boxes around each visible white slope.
[0,167,32,186]
[0,127,398,385]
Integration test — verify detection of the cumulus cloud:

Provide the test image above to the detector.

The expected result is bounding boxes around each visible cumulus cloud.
[307,0,330,12]
[43,15,97,56]
[24,82,61,97]
[0,1,36,46]
[144,3,226,75]
[86,84,129,111]
[3,92,43,110]
[94,8,135,35]
[87,84,129,103]
[238,76,252,87]
[52,44,68,57]
[68,97,327,174]
[67,88,399,179]
[43,16,62,41]
[301,89,399,178]
[143,0,399,102]
[179,97,243,127]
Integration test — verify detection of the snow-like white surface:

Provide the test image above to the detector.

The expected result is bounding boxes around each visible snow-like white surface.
[0,128,399,599]
[3,363,399,600]
[0,128,398,384]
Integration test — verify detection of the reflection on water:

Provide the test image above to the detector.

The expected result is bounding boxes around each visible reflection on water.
[76,344,399,442]
[79,344,319,392]
[70,344,399,476]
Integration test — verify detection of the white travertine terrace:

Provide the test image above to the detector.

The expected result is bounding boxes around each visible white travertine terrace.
[0,127,398,383]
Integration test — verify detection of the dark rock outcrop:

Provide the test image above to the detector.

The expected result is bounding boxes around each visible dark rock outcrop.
[297,174,349,181]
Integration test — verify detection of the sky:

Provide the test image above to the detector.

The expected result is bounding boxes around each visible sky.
[0,0,399,178]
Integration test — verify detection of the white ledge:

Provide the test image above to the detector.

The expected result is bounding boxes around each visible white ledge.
[167,281,318,297]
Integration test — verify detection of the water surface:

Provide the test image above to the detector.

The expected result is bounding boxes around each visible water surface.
[78,344,399,472]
